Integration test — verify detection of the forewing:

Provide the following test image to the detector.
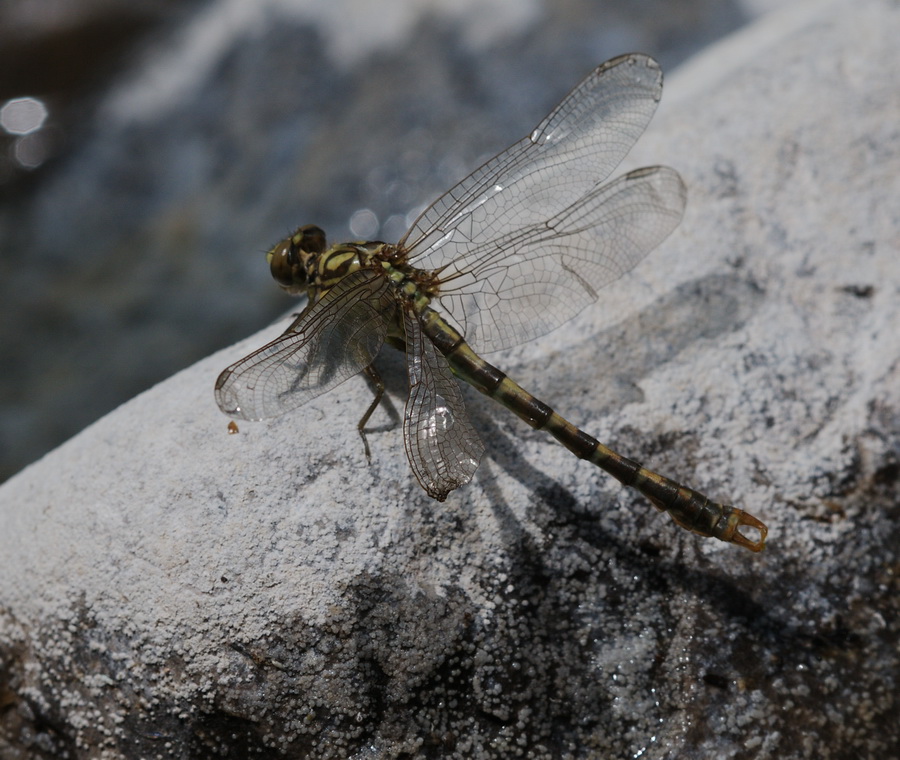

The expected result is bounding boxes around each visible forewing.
[435,166,687,353]
[401,54,664,271]
[215,270,394,420]
[402,309,484,501]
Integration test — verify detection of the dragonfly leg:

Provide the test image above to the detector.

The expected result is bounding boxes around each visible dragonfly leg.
[357,364,385,462]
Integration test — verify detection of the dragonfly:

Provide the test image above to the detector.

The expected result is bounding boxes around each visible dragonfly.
[215,53,767,552]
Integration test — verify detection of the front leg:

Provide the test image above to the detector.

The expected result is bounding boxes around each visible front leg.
[357,363,385,462]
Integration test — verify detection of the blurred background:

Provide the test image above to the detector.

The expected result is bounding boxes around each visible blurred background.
[0,0,784,482]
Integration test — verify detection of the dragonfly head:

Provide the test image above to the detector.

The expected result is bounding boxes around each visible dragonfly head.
[267,225,327,294]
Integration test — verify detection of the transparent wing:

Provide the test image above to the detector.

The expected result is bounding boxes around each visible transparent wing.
[435,166,686,353]
[401,54,664,270]
[402,309,484,501]
[215,270,394,420]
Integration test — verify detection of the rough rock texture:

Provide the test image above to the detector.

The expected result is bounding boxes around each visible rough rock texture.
[1,0,898,757]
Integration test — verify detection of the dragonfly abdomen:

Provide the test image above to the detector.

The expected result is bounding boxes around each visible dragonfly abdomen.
[430,316,765,551]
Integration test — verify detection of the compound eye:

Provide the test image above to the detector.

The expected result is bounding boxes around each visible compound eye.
[268,238,305,292]
[298,225,326,254]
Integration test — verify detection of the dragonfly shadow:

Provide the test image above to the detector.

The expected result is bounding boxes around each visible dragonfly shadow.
[342,270,763,523]
[472,424,794,650]
[358,269,763,500]
[465,269,763,489]
[443,269,767,567]
[545,271,765,414]
[465,422,787,690]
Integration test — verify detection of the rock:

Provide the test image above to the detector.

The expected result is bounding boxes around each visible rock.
[1,0,898,757]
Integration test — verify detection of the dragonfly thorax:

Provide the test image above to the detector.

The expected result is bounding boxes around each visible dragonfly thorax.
[317,240,393,294]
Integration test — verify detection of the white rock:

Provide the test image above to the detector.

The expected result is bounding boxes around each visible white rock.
[1,0,898,756]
